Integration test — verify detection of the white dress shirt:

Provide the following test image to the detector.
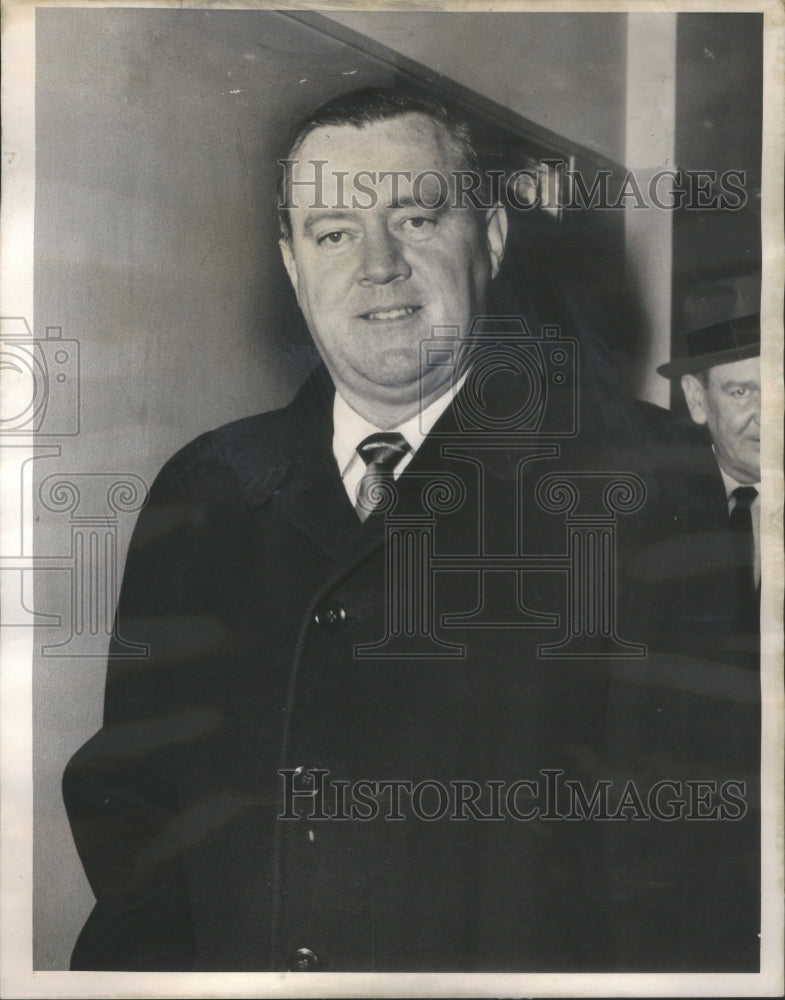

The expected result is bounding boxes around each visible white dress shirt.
[718,465,761,586]
[333,375,467,511]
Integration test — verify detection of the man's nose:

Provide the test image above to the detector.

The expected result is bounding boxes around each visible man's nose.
[359,229,411,284]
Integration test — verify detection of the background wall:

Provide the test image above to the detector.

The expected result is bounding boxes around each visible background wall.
[31,8,762,969]
[326,11,628,164]
[672,13,762,360]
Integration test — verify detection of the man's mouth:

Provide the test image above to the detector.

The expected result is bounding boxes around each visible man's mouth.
[360,306,422,322]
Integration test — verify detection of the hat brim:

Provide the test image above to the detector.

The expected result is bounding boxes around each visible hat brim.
[656,341,760,379]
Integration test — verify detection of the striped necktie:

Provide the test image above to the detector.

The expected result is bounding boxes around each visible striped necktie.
[355,432,411,522]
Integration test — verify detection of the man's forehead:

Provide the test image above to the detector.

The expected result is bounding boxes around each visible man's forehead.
[290,113,463,177]
[707,356,761,386]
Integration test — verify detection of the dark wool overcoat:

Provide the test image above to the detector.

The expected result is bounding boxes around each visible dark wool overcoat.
[64,362,760,973]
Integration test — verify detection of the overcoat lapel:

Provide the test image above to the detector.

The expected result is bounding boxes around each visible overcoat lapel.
[268,368,473,586]
[265,366,361,564]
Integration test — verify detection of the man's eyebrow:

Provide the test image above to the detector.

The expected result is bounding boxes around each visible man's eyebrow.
[301,212,355,236]
[386,195,446,212]
[720,379,760,390]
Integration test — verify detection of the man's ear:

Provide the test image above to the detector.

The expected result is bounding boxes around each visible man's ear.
[279,238,299,298]
[485,205,508,280]
[681,373,708,425]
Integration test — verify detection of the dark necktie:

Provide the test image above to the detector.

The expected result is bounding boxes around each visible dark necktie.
[729,485,757,536]
[728,485,758,630]
[355,432,411,522]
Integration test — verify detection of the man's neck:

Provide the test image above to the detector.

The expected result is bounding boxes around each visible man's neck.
[336,382,457,430]
[712,448,759,487]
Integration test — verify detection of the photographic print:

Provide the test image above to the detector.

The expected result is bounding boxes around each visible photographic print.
[1,2,783,997]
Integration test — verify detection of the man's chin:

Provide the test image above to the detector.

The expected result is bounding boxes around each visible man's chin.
[361,353,426,390]
[736,461,761,483]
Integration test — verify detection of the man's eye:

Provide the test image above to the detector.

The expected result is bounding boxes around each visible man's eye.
[400,216,436,236]
[317,231,348,246]
[731,387,749,398]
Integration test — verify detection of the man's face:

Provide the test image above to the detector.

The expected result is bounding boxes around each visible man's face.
[280,114,507,423]
[681,356,761,482]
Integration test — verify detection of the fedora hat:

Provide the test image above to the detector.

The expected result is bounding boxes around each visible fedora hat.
[657,313,760,378]
[657,313,760,379]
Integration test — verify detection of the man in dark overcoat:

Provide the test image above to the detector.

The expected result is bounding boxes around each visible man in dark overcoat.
[601,316,762,969]
[655,314,761,651]
[63,89,760,973]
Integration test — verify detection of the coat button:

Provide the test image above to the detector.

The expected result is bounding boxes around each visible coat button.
[288,946,320,971]
[313,600,347,632]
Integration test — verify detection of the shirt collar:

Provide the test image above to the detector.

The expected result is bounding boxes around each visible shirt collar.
[333,373,467,478]
[716,455,760,501]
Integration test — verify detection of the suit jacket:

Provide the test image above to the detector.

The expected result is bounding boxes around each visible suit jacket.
[63,365,760,972]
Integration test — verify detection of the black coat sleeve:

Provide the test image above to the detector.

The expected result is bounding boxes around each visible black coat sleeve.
[62,447,215,970]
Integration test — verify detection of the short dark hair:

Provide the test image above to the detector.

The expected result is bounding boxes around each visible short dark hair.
[277,88,481,243]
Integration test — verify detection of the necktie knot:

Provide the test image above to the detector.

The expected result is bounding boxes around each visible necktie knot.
[354,432,411,521]
[357,432,411,471]
[729,485,757,532]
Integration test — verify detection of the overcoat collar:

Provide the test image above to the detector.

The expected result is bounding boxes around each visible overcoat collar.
[263,365,363,564]
[667,423,734,531]
[261,361,565,574]
[264,365,478,571]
